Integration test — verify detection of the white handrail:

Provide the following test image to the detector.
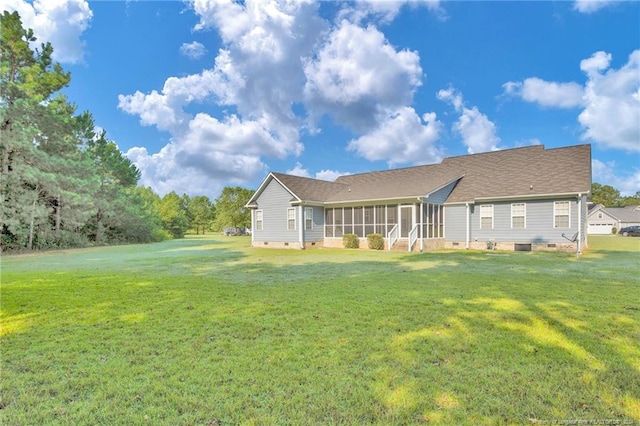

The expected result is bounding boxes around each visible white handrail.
[408,224,419,252]
[387,224,399,251]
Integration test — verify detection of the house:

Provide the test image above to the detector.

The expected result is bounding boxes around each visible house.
[587,204,640,234]
[246,144,591,253]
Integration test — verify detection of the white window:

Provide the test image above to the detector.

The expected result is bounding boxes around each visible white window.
[554,201,570,228]
[480,205,493,229]
[255,210,263,231]
[511,203,526,229]
[287,207,296,230]
[597,212,603,219]
[305,207,313,230]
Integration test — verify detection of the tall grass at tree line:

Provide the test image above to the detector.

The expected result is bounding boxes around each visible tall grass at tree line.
[1,235,639,424]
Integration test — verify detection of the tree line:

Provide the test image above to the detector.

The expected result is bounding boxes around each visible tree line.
[591,183,640,207]
[0,11,253,253]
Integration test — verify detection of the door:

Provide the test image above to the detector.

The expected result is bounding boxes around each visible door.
[400,205,413,238]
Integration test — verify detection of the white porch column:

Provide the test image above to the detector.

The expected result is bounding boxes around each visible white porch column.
[419,201,424,252]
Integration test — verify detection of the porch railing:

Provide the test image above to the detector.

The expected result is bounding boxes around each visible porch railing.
[408,224,419,252]
[387,224,399,251]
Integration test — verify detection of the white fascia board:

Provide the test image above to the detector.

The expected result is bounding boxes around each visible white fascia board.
[270,174,302,204]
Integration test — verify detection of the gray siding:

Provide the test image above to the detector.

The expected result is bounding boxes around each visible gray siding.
[427,180,459,204]
[446,198,583,243]
[303,205,325,242]
[253,179,299,243]
[444,205,467,241]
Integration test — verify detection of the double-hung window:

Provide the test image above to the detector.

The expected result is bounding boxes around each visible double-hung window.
[255,210,263,231]
[287,207,296,230]
[480,205,493,229]
[554,201,570,228]
[511,203,526,229]
[305,207,313,230]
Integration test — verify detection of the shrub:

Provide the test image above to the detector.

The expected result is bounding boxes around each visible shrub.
[612,227,617,235]
[342,233,359,249]
[367,233,384,250]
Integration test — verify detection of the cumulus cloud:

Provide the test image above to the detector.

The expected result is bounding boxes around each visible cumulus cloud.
[121,0,442,196]
[304,20,422,132]
[578,50,640,151]
[437,87,500,154]
[573,0,617,13]
[348,107,443,166]
[2,0,92,64]
[502,50,639,152]
[180,41,207,59]
[592,158,640,196]
[286,162,345,181]
[340,0,446,24]
[126,144,264,198]
[502,78,584,108]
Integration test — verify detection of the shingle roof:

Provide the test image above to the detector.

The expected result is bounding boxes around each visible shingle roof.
[441,144,591,203]
[255,144,591,205]
[270,172,347,203]
[600,206,640,222]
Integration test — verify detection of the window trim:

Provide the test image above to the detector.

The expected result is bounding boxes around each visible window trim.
[554,201,571,228]
[287,207,296,231]
[304,207,313,231]
[255,209,263,231]
[480,204,494,229]
[511,203,526,229]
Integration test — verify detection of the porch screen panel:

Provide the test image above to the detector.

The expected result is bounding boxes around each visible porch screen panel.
[325,208,334,237]
[438,205,444,237]
[354,207,363,237]
[375,206,386,234]
[400,207,411,238]
[387,205,398,227]
[364,206,374,236]
[343,207,353,235]
[335,208,343,237]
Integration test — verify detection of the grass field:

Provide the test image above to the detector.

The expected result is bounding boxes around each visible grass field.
[1,235,639,425]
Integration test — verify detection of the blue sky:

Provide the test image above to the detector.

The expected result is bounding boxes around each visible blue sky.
[3,0,639,199]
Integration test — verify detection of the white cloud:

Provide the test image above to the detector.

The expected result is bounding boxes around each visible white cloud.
[121,0,440,196]
[1,0,92,64]
[348,107,443,166]
[437,87,500,154]
[579,50,640,152]
[286,162,346,181]
[573,0,617,13]
[121,0,323,195]
[304,20,422,132]
[180,41,207,59]
[126,144,264,199]
[340,0,446,24]
[502,78,584,108]
[592,158,640,196]
[503,50,640,152]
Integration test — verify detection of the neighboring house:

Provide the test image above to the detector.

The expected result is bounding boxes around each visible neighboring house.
[587,204,640,234]
[246,144,591,253]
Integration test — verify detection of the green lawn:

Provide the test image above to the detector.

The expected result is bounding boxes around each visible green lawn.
[1,235,639,425]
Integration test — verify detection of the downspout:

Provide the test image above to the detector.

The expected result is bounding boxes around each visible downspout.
[465,203,470,249]
[299,205,304,249]
[419,198,424,252]
[577,194,582,255]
